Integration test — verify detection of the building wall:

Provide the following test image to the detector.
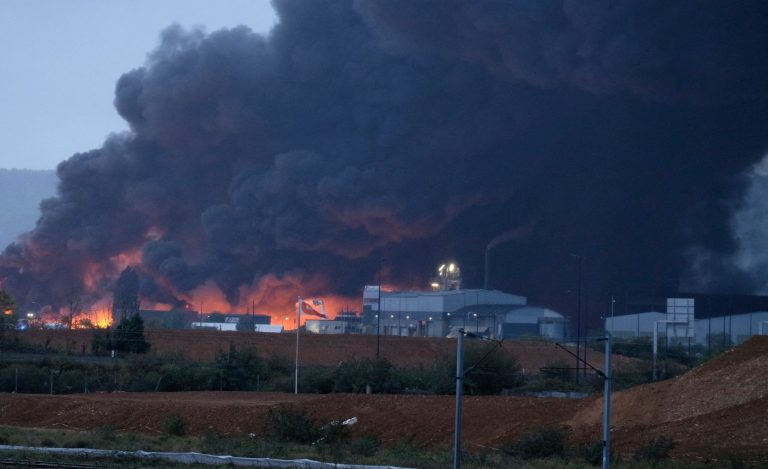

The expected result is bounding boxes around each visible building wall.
[361,287,574,340]
[364,287,526,338]
[605,311,768,345]
[191,322,237,331]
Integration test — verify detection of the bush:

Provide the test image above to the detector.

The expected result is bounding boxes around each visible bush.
[633,435,675,463]
[333,358,401,394]
[349,434,380,457]
[505,425,566,460]
[265,407,318,443]
[314,420,350,462]
[216,344,266,391]
[431,343,523,395]
[164,414,186,436]
[93,314,150,355]
[579,440,604,465]
[298,366,335,394]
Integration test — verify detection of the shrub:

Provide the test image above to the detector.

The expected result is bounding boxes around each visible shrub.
[431,343,523,395]
[164,414,186,436]
[333,358,401,394]
[216,344,266,391]
[633,435,675,463]
[298,366,335,394]
[349,434,380,457]
[95,425,116,442]
[265,407,318,443]
[580,440,604,465]
[505,425,566,460]
[314,420,350,462]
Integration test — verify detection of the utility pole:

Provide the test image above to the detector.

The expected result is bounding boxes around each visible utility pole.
[453,329,465,469]
[556,337,612,468]
[599,333,613,469]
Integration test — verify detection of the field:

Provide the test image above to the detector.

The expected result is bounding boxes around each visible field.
[15,328,615,370]
[1,330,767,466]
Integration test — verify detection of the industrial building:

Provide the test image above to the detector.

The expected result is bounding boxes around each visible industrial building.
[305,311,363,335]
[190,313,272,332]
[605,294,768,347]
[361,262,569,340]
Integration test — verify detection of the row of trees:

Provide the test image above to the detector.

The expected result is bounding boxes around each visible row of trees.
[0,342,520,395]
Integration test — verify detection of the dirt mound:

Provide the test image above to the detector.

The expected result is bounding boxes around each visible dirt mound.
[0,391,577,450]
[567,336,768,461]
[571,336,768,429]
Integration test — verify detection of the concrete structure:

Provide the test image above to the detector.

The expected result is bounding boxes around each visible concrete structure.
[362,286,568,340]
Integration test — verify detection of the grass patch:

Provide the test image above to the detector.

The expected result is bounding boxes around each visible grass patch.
[0,425,746,469]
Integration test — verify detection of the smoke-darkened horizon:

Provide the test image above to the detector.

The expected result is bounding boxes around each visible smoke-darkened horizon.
[3,0,768,321]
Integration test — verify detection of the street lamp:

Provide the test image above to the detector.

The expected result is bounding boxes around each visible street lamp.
[570,253,584,382]
[376,257,386,359]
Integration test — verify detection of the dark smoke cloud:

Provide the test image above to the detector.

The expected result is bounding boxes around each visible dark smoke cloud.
[3,0,768,319]
[356,0,768,104]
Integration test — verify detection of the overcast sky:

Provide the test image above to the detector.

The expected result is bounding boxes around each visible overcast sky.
[0,0,277,170]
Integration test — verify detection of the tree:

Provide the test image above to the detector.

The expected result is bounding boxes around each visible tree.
[112,313,150,354]
[65,287,82,330]
[112,267,140,323]
[0,291,15,316]
[0,290,15,331]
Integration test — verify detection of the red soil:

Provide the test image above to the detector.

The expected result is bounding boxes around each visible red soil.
[2,331,767,463]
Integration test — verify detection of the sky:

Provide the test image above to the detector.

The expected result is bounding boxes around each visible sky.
[0,0,277,170]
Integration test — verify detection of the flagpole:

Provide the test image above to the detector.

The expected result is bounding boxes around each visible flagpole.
[294,297,301,395]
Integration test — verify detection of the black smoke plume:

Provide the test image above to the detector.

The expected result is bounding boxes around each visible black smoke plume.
[3,0,768,320]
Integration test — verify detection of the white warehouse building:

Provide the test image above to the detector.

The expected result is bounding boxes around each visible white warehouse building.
[605,295,768,347]
[362,286,569,340]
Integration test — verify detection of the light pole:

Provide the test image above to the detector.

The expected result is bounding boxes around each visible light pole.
[570,253,583,383]
[295,298,301,394]
[608,296,615,333]
[376,257,385,359]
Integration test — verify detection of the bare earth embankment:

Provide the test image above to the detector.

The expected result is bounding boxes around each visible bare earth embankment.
[1,331,767,463]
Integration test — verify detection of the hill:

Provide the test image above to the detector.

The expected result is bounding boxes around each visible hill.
[0,169,57,247]
[569,335,768,460]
